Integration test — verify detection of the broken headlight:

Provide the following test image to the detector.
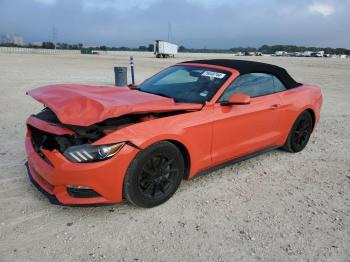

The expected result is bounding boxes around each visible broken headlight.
[63,142,125,163]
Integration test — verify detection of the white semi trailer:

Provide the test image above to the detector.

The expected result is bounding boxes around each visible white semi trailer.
[154,40,178,58]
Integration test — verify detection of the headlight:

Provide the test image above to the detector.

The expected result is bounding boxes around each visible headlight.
[63,142,125,163]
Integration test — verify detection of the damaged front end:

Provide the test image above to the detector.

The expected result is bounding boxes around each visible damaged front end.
[29,107,134,153]
[25,108,145,204]
[24,84,203,204]
[28,108,142,163]
[26,84,202,164]
[27,107,193,163]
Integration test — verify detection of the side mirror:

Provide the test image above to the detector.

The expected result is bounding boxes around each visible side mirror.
[221,93,251,106]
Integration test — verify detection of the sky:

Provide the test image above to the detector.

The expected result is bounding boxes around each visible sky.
[0,0,349,48]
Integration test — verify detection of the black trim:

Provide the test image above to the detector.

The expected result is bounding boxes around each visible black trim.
[181,59,301,89]
[25,162,60,205]
[194,146,279,178]
[67,187,102,198]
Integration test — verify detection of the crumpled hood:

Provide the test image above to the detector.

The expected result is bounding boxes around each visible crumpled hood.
[28,84,202,126]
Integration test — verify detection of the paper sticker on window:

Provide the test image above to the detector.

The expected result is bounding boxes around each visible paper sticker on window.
[201,71,226,79]
[200,91,209,97]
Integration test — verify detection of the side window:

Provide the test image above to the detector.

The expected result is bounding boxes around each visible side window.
[219,73,275,101]
[273,76,287,92]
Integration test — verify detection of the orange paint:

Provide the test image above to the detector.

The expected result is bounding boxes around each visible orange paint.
[25,63,323,205]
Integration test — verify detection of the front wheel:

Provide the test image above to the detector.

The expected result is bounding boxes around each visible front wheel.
[282,111,313,153]
[123,141,184,208]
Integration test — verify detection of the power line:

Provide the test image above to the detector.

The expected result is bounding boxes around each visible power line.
[52,26,57,48]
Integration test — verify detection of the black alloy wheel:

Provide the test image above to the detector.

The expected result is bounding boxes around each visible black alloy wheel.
[139,156,178,199]
[282,111,313,153]
[123,141,184,208]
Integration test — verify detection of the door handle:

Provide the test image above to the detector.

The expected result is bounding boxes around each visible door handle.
[270,104,281,109]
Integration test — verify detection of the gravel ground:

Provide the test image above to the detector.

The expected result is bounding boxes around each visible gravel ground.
[0,52,349,262]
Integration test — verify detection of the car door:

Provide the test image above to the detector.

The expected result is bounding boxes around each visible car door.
[211,73,283,165]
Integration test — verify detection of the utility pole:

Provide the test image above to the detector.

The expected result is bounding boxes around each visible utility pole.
[52,26,57,49]
[167,22,172,42]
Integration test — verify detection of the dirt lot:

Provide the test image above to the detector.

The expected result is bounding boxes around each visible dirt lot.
[0,52,349,262]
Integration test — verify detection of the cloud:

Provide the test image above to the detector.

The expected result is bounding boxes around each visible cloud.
[0,0,349,48]
[83,0,159,11]
[308,2,335,16]
[33,0,55,5]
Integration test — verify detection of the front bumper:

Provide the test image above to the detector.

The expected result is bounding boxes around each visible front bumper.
[25,132,139,205]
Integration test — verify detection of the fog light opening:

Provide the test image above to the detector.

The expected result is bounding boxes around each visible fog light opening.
[67,185,91,190]
[67,185,102,198]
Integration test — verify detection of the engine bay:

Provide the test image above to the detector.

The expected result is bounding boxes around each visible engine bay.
[28,107,188,153]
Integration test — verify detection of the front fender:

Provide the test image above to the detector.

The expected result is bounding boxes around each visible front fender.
[93,111,213,177]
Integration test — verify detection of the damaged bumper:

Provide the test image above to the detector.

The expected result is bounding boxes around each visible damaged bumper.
[25,129,139,205]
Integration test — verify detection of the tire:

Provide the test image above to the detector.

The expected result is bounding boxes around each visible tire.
[123,141,184,208]
[282,111,313,153]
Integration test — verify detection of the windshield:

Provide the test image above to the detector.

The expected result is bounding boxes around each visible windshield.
[139,66,230,103]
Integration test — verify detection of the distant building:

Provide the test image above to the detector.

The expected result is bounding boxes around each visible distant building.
[31,42,43,47]
[310,51,324,57]
[302,51,313,57]
[289,52,303,57]
[13,35,24,45]
[301,51,324,57]
[1,33,12,44]
[275,51,288,56]
[1,33,24,46]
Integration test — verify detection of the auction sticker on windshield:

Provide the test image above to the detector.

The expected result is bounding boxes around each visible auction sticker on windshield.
[201,71,226,79]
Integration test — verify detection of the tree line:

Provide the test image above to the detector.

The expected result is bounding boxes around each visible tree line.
[1,42,349,55]
[179,45,350,55]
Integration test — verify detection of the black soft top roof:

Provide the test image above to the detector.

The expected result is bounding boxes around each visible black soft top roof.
[181,59,301,89]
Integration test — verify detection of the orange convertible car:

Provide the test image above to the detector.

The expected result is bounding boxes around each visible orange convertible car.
[25,59,322,207]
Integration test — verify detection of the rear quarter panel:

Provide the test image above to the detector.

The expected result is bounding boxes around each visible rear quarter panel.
[277,84,323,145]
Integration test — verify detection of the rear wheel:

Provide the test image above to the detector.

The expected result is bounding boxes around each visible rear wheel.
[282,111,313,153]
[123,141,184,208]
